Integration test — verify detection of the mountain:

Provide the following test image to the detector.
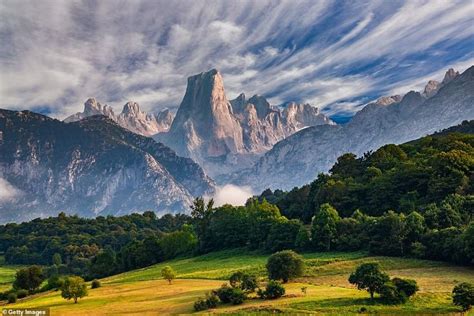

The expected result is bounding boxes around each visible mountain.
[65,98,174,136]
[156,69,333,177]
[232,66,474,192]
[0,110,214,223]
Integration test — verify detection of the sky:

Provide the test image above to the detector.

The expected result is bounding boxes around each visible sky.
[0,0,473,122]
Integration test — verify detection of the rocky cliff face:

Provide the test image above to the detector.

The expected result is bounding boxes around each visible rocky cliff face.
[232,66,474,192]
[0,110,214,223]
[65,98,174,136]
[156,69,333,177]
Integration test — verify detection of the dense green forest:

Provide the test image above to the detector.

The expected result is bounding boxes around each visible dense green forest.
[0,121,472,282]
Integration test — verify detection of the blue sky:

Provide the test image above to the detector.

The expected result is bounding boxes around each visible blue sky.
[0,0,473,121]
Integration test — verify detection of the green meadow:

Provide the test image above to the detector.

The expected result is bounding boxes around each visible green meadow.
[3,250,474,315]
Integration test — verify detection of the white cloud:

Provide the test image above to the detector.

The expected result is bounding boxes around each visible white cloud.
[211,184,253,207]
[0,178,21,203]
[0,0,472,118]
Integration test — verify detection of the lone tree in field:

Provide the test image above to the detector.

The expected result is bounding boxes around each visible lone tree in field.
[349,263,389,300]
[452,282,474,312]
[161,266,176,284]
[60,276,88,303]
[266,250,304,283]
[13,265,45,292]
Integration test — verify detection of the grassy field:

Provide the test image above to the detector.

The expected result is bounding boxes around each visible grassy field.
[4,250,474,315]
[0,256,22,292]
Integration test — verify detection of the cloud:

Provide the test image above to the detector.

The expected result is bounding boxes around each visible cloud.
[0,178,21,203]
[0,0,472,118]
[211,184,253,207]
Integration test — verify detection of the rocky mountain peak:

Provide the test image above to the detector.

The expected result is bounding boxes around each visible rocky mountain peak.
[247,95,271,118]
[442,68,460,85]
[122,101,141,116]
[423,80,441,98]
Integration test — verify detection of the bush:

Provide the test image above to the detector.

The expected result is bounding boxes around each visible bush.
[452,282,474,312]
[261,280,286,299]
[379,282,407,304]
[215,284,234,303]
[7,293,17,303]
[91,280,101,289]
[266,250,304,283]
[41,275,65,291]
[193,297,208,311]
[205,291,219,308]
[16,289,28,299]
[214,284,246,305]
[229,271,258,293]
[229,288,246,305]
[392,278,418,298]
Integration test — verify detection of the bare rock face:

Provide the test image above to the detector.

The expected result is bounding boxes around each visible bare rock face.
[442,68,460,85]
[64,99,174,136]
[157,69,334,177]
[232,66,474,192]
[423,80,441,98]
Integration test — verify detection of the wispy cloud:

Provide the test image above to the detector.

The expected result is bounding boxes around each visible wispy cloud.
[0,0,472,118]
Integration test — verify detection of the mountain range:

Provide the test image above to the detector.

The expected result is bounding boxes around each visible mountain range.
[0,65,472,222]
[231,66,474,191]
[0,110,213,223]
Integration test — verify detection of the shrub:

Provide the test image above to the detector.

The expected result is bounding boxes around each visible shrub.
[215,284,234,303]
[452,282,474,312]
[229,288,246,305]
[392,278,418,298]
[91,280,101,289]
[205,291,219,308]
[266,250,304,283]
[379,281,407,304]
[229,271,258,293]
[348,263,389,300]
[16,289,28,299]
[261,280,285,299]
[215,284,246,305]
[193,297,208,311]
[42,275,65,291]
[7,293,17,303]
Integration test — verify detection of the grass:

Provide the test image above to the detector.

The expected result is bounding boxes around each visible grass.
[0,256,22,292]
[4,249,474,315]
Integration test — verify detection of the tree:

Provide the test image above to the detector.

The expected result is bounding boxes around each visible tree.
[452,282,474,312]
[52,253,62,266]
[60,276,88,303]
[266,250,304,283]
[348,263,389,300]
[311,203,340,251]
[161,266,176,285]
[259,280,286,299]
[13,266,45,292]
[392,278,419,298]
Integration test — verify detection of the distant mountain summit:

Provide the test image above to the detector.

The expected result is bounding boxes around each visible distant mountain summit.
[232,66,474,191]
[0,110,214,223]
[65,98,173,136]
[156,69,333,177]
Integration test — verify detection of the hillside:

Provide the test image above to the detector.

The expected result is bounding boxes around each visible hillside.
[5,250,474,315]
